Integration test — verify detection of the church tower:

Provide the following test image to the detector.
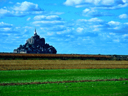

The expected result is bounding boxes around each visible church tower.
[34,28,37,36]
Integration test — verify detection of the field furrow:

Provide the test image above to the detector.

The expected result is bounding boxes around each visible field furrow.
[1,78,128,86]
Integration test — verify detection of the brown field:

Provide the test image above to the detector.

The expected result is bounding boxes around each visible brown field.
[0,53,111,60]
[0,60,128,70]
[0,53,111,58]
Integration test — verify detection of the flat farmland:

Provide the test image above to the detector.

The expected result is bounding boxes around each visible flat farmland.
[0,69,128,83]
[0,69,128,96]
[0,60,128,70]
[1,81,128,96]
[1,59,128,95]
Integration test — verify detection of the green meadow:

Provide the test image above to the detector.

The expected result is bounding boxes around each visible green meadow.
[0,81,128,96]
[0,69,128,83]
[0,69,128,96]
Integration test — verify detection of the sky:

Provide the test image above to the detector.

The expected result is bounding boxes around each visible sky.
[0,0,128,55]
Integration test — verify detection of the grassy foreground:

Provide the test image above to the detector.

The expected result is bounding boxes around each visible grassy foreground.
[0,69,128,96]
[0,81,128,96]
[0,69,128,83]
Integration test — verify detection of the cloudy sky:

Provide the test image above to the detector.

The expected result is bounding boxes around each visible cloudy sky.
[0,0,128,55]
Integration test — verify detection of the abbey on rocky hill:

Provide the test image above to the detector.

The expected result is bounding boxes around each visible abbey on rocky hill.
[13,29,57,54]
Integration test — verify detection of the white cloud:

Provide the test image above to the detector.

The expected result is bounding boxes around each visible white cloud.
[0,22,13,32]
[34,15,61,20]
[77,18,103,23]
[2,28,12,31]
[83,8,111,17]
[76,27,84,33]
[101,0,115,5]
[0,1,43,18]
[33,21,64,24]
[0,9,8,14]
[107,21,121,30]
[113,39,120,42]
[88,18,103,22]
[0,22,13,28]
[123,34,128,37]
[9,1,13,4]
[122,0,128,3]
[64,0,83,6]
[47,32,54,36]
[108,21,120,26]
[119,14,128,19]
[76,18,128,36]
[27,17,31,21]
[13,1,41,11]
[64,0,127,9]
[33,14,65,29]
[83,8,90,13]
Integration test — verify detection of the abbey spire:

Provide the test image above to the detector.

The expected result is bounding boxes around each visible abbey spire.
[34,28,37,36]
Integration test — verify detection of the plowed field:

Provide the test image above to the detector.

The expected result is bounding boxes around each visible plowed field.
[0,60,128,70]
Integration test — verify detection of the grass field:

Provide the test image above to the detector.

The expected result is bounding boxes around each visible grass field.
[0,69,128,83]
[1,81,128,96]
[0,60,128,70]
[0,69,128,96]
[0,59,128,96]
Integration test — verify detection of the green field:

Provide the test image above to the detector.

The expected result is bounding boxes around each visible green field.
[0,69,128,83]
[1,81,128,96]
[0,69,128,96]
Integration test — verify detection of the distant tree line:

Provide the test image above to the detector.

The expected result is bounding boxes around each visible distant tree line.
[0,53,128,60]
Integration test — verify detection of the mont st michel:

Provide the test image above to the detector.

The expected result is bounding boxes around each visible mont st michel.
[14,29,57,54]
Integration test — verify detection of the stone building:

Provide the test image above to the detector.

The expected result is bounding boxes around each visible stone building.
[13,29,57,54]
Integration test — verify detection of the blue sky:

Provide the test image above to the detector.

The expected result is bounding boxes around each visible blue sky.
[0,0,128,55]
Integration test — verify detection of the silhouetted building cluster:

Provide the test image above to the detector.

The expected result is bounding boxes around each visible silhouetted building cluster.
[14,29,57,54]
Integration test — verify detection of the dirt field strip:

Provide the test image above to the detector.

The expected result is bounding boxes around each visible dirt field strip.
[0,78,128,86]
[0,60,128,70]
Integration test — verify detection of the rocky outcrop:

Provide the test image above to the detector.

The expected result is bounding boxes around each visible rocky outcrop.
[14,30,57,54]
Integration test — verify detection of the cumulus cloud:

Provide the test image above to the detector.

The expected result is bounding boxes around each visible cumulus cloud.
[76,27,84,33]
[32,15,128,45]
[1,28,12,31]
[0,22,14,40]
[107,21,121,30]
[64,0,125,6]
[122,0,128,3]
[32,14,73,37]
[123,34,128,38]
[27,17,31,21]
[13,1,41,11]
[64,0,127,9]
[33,15,65,27]
[0,1,43,18]
[108,21,120,26]
[76,18,128,36]
[77,18,103,25]
[0,22,13,28]
[83,8,112,17]
[119,14,128,19]
[83,8,101,17]
[49,26,66,32]
[64,0,83,6]
[34,15,61,20]
[75,18,104,35]
[104,20,128,34]
[33,21,64,25]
